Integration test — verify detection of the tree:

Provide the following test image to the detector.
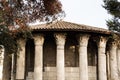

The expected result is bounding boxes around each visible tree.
[0,0,64,24]
[103,0,120,32]
[0,0,64,54]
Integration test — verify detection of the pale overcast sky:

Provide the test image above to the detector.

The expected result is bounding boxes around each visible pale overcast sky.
[60,0,112,29]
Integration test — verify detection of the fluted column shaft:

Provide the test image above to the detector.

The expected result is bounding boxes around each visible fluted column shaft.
[11,53,14,80]
[78,34,90,80]
[106,51,110,80]
[34,34,44,80]
[0,46,4,80]
[117,47,120,78]
[97,36,107,80]
[109,41,119,80]
[54,33,66,80]
[16,39,26,80]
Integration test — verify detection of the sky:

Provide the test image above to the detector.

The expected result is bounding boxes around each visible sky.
[60,0,112,29]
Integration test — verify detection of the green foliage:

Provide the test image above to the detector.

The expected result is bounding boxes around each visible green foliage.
[103,0,120,17]
[106,18,120,31]
[103,0,120,32]
[0,25,17,54]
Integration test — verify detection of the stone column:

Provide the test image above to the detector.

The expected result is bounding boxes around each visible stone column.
[117,47,120,78]
[54,33,66,80]
[106,51,110,80]
[16,39,26,80]
[33,34,44,80]
[11,53,14,80]
[0,45,4,80]
[97,36,107,80]
[109,41,119,80]
[77,34,90,80]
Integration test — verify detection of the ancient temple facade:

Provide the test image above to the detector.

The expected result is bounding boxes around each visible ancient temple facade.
[0,21,120,80]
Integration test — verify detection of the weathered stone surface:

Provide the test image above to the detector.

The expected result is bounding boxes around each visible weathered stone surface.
[16,39,26,80]
[34,34,44,80]
[78,34,90,80]
[109,41,119,80]
[54,33,66,80]
[97,36,107,80]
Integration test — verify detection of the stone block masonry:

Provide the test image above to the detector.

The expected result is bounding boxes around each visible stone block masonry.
[27,67,97,80]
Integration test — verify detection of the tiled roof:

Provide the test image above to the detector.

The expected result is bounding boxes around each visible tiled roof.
[29,21,111,34]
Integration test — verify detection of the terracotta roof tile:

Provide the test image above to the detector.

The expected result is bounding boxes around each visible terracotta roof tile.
[29,21,111,34]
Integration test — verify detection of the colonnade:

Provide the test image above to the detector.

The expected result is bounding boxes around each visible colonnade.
[10,33,120,80]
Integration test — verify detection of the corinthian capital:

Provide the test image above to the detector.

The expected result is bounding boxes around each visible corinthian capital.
[17,38,26,47]
[77,34,90,47]
[34,34,44,46]
[98,36,108,48]
[54,33,66,46]
[110,41,117,49]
